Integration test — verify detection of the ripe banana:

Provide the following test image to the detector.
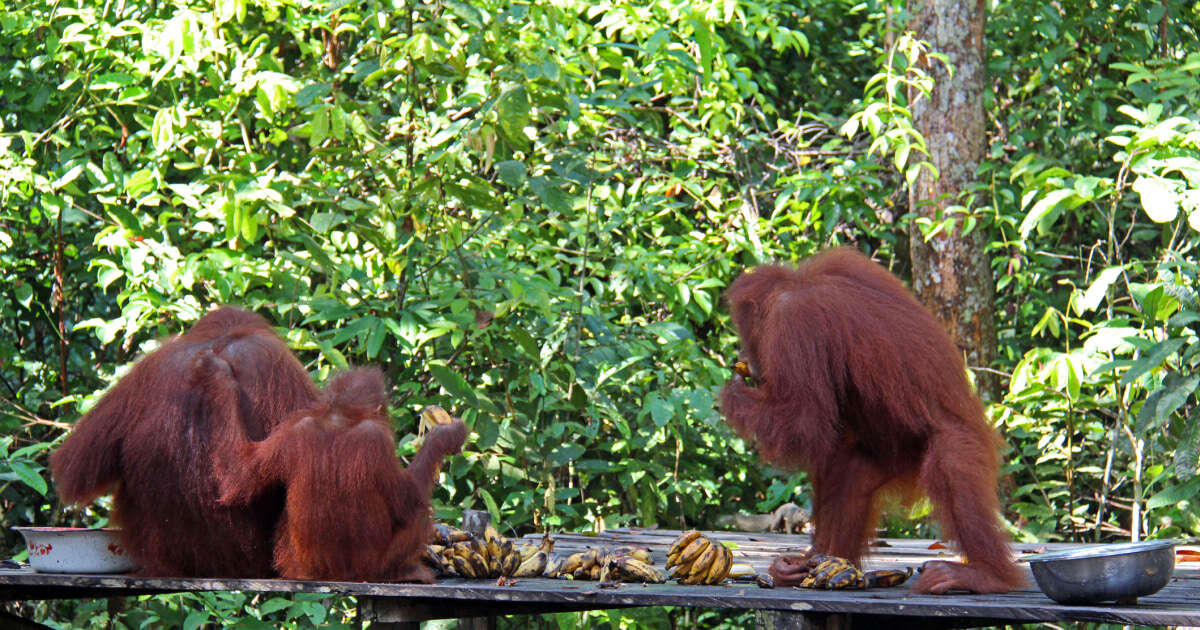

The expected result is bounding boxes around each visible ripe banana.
[610,545,653,564]
[670,562,691,579]
[728,563,756,579]
[669,530,702,557]
[610,556,666,583]
[561,551,587,575]
[517,542,540,562]
[679,536,712,566]
[468,537,487,560]
[420,405,454,428]
[704,544,732,584]
[864,567,913,588]
[422,546,446,572]
[513,551,548,578]
[544,553,564,578]
[468,549,490,576]
[451,555,477,578]
[500,549,522,577]
[689,544,719,578]
[434,523,471,545]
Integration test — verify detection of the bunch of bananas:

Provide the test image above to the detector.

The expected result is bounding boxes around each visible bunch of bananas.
[426,524,555,579]
[665,531,734,585]
[799,555,863,589]
[797,554,913,590]
[550,546,664,583]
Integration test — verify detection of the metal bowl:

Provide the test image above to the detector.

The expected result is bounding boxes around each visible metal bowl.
[13,527,136,574]
[1025,541,1176,605]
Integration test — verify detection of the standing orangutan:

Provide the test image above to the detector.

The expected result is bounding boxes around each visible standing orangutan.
[50,307,320,577]
[719,248,1023,594]
[200,358,467,582]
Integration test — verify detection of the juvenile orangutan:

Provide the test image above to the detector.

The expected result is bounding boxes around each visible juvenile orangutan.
[719,248,1023,594]
[50,307,319,577]
[199,357,467,583]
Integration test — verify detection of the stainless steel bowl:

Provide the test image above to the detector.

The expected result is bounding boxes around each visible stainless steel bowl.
[1025,540,1176,605]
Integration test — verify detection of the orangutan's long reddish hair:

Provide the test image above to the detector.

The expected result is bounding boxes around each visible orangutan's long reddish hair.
[720,248,1023,594]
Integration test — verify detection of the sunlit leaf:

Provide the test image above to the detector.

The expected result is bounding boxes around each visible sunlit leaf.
[1132,176,1180,222]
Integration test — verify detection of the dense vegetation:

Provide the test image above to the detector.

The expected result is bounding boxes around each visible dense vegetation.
[2,0,1198,626]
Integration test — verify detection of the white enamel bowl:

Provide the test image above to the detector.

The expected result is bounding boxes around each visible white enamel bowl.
[13,527,136,574]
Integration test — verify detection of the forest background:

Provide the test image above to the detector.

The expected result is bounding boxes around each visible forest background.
[2,0,1199,627]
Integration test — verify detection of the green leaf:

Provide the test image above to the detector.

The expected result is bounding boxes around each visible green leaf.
[429,364,478,405]
[690,16,713,83]
[297,234,337,272]
[310,212,347,234]
[496,160,526,188]
[644,393,673,428]
[257,597,292,615]
[15,282,32,309]
[497,86,531,149]
[1154,372,1199,423]
[1019,188,1076,238]
[152,108,175,154]
[444,0,485,28]
[90,73,137,90]
[302,600,326,624]
[125,169,157,197]
[365,319,385,358]
[1147,474,1200,509]
[9,462,47,496]
[548,443,585,466]
[239,209,259,243]
[1132,176,1180,223]
[478,488,500,525]
[1177,412,1200,479]
[310,107,329,147]
[51,163,86,191]
[894,142,911,171]
[105,207,141,232]
[511,326,540,358]
[231,619,274,630]
[97,266,125,290]
[182,611,208,630]
[529,176,573,214]
[1075,266,1125,314]
[1121,338,1187,386]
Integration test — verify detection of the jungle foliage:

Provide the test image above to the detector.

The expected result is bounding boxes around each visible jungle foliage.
[1,0,1199,626]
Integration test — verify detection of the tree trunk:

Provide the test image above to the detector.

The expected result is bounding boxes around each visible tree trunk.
[907,0,1000,401]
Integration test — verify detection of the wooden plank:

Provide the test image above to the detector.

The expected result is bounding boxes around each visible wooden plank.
[5,535,1200,627]
[6,567,1200,626]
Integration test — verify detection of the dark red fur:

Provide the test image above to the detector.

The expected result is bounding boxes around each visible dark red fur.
[719,248,1023,594]
[206,363,466,582]
[50,307,320,577]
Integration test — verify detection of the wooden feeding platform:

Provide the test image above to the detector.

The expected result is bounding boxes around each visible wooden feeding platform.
[5,528,1200,629]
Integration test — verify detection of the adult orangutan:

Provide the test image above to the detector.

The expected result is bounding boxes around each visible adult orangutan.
[203,360,467,582]
[719,248,1023,594]
[50,306,320,577]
